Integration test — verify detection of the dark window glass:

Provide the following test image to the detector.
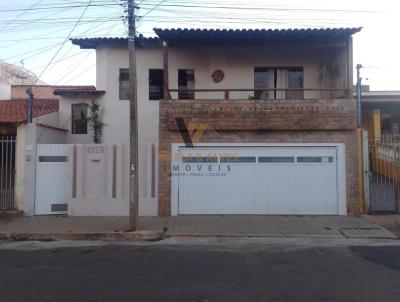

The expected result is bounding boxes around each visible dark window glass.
[119,68,129,100]
[288,68,304,99]
[220,156,256,163]
[182,156,218,163]
[254,67,304,100]
[178,69,195,99]
[149,69,164,100]
[258,157,295,163]
[39,156,68,162]
[254,67,269,100]
[297,156,333,163]
[71,104,87,134]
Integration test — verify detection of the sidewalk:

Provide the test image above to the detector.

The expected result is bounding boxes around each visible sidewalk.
[0,216,159,241]
[0,215,397,241]
[363,214,400,238]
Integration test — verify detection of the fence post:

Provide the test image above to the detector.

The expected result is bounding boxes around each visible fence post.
[362,130,370,213]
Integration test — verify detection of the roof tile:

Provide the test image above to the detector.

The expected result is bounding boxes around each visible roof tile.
[0,99,59,124]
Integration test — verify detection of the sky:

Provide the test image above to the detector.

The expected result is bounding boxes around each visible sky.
[0,0,399,90]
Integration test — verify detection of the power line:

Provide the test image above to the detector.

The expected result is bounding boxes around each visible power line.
[34,0,94,84]
[0,2,121,13]
[1,0,43,31]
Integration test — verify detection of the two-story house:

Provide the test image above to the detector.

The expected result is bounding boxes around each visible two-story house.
[66,27,362,217]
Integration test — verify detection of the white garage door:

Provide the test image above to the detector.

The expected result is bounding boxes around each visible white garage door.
[173,145,344,215]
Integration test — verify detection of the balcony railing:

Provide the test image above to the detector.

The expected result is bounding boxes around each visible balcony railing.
[167,88,351,100]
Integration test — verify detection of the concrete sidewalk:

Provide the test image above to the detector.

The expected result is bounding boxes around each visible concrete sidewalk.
[0,216,159,241]
[0,215,397,240]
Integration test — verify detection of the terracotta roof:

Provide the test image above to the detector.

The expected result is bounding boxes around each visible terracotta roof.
[0,99,59,124]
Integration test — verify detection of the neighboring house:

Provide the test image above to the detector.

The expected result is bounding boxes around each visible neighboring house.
[0,85,100,212]
[0,60,46,100]
[361,89,400,140]
[63,27,362,217]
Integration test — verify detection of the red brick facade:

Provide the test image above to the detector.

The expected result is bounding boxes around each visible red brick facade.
[159,99,360,216]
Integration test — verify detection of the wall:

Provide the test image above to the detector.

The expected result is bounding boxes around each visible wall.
[33,111,59,129]
[11,85,57,100]
[0,81,11,100]
[14,123,67,215]
[14,124,26,211]
[167,44,348,100]
[58,96,94,144]
[159,98,361,216]
[68,144,129,216]
[96,45,163,216]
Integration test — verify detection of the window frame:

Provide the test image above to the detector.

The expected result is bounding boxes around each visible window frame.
[178,69,195,100]
[149,69,164,100]
[253,66,304,100]
[119,68,130,100]
[71,103,88,135]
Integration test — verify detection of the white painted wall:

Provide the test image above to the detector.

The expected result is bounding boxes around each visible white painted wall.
[58,96,94,144]
[15,125,26,211]
[96,45,163,216]
[167,45,347,100]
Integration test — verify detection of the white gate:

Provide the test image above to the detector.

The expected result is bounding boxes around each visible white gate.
[35,144,69,215]
[172,144,346,215]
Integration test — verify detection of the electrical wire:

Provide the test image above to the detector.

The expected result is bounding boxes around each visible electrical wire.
[34,0,94,84]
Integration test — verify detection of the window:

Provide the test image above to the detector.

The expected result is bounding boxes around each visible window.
[182,156,218,163]
[178,69,195,99]
[119,68,129,100]
[254,67,304,100]
[297,156,334,163]
[258,156,295,163]
[71,103,88,134]
[220,156,256,163]
[149,69,164,100]
[287,68,304,99]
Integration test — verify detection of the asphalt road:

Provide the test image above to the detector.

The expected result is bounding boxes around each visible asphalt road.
[0,240,400,302]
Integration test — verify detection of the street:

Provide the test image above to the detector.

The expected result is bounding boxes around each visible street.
[0,239,400,302]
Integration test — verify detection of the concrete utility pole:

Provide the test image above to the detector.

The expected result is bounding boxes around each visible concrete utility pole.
[26,86,33,123]
[356,64,363,127]
[128,0,139,231]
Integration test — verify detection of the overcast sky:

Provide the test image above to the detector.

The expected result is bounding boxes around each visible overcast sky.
[1,0,399,90]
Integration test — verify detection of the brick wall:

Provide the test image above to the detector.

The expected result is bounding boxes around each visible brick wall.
[159,98,360,216]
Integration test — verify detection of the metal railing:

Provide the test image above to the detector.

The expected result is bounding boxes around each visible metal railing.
[369,134,400,213]
[167,88,351,100]
[0,136,16,210]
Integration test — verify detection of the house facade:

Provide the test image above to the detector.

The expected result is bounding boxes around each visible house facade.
[67,27,362,217]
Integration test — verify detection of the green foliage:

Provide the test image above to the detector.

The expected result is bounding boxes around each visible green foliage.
[87,100,104,144]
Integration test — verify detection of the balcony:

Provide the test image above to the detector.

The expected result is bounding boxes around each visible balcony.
[160,89,357,131]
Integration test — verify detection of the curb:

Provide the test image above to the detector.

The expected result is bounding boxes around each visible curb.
[0,231,164,242]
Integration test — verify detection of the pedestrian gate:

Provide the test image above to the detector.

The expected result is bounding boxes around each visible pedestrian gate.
[35,144,69,215]
[368,135,400,213]
[0,135,16,210]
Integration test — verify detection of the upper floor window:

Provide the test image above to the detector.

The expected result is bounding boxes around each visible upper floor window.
[254,67,304,100]
[149,69,164,100]
[71,103,88,134]
[119,68,129,100]
[178,69,195,99]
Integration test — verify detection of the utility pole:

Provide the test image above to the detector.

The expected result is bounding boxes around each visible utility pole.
[26,86,33,123]
[128,0,139,231]
[356,64,363,127]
